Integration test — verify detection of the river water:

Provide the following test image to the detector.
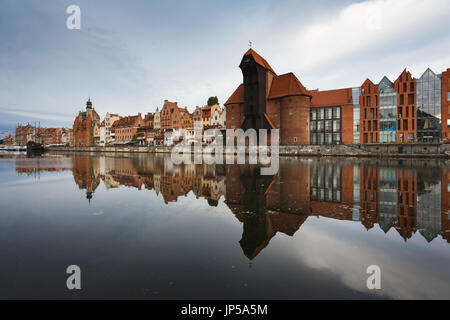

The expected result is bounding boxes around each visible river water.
[0,153,449,299]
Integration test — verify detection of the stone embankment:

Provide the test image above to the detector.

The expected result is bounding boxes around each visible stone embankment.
[46,143,450,158]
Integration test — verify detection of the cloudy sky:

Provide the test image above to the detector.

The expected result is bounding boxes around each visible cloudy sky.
[1,0,450,133]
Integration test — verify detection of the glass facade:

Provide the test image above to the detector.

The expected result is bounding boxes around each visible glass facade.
[310,106,342,145]
[417,69,442,142]
[378,77,397,143]
[352,87,361,144]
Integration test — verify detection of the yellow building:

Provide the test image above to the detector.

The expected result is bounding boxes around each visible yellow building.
[104,112,121,145]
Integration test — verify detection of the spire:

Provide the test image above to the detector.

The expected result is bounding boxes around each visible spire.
[86,98,92,109]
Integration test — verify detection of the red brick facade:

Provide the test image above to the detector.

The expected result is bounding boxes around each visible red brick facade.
[113,114,143,142]
[73,99,100,146]
[394,70,417,142]
[360,79,379,144]
[15,124,35,146]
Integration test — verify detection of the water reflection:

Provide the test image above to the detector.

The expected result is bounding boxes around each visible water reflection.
[12,153,450,261]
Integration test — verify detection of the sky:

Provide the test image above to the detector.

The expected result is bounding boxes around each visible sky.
[1,0,450,134]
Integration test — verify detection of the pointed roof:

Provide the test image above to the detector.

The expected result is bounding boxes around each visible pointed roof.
[394,68,413,83]
[419,67,439,80]
[243,49,276,74]
[224,84,244,105]
[268,73,310,100]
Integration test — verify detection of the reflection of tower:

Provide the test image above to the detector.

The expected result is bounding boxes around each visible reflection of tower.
[225,164,308,260]
[442,169,450,243]
[394,168,417,241]
[360,165,380,230]
[71,156,101,202]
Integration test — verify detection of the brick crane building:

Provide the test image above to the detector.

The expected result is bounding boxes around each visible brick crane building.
[225,49,311,145]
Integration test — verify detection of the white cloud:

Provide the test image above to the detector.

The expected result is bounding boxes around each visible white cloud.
[292,0,450,71]
[0,108,73,123]
[280,217,450,299]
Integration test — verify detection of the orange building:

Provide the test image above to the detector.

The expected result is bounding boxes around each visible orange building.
[73,99,100,146]
[2,135,14,145]
[394,70,417,142]
[113,114,144,142]
[15,124,35,146]
[360,79,379,144]
[441,69,450,142]
[310,88,354,145]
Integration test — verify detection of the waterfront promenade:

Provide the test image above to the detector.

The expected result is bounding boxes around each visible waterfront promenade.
[45,143,450,158]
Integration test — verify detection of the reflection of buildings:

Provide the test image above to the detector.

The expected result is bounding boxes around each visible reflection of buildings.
[71,156,101,201]
[442,169,450,243]
[16,155,450,260]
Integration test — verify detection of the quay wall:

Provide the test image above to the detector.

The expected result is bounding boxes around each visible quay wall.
[45,143,450,158]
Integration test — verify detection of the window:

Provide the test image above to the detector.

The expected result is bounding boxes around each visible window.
[400,95,404,105]
[333,120,340,132]
[333,107,341,118]
[447,119,450,128]
[448,91,450,101]
[318,109,324,120]
[410,82,415,92]
[403,83,407,92]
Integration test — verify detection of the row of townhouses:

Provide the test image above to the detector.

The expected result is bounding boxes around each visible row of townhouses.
[14,124,72,147]
[72,98,226,147]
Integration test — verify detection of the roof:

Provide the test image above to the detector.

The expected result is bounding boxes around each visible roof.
[268,73,310,100]
[114,115,142,128]
[243,49,276,74]
[224,84,244,105]
[310,88,353,107]
[144,113,154,121]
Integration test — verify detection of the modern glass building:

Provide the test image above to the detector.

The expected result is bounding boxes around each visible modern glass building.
[378,76,397,143]
[352,87,361,144]
[417,68,442,142]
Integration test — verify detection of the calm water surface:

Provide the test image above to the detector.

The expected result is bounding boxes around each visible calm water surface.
[0,152,449,299]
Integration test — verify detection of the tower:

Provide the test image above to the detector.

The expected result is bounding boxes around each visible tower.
[239,49,274,131]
